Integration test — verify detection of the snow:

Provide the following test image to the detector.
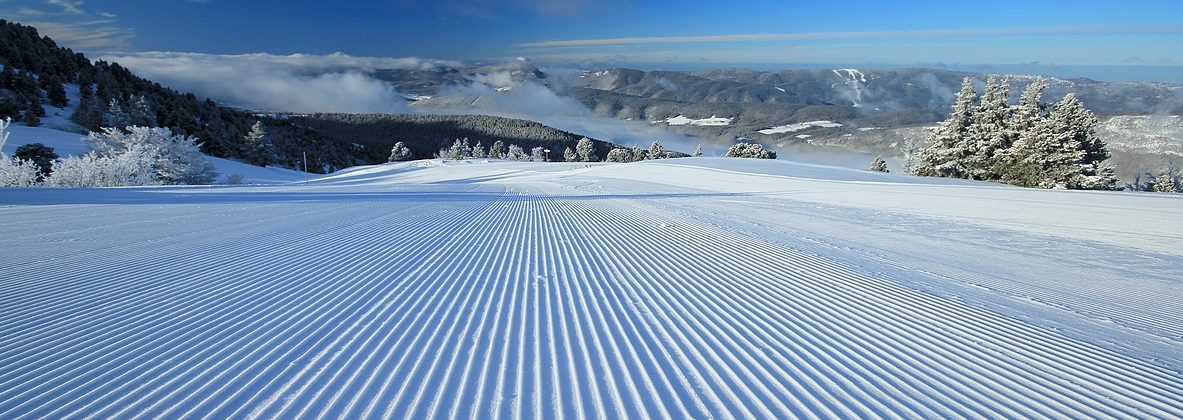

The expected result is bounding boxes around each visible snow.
[774,86,786,92]
[1,157,1182,418]
[2,124,313,184]
[758,120,843,134]
[660,115,732,127]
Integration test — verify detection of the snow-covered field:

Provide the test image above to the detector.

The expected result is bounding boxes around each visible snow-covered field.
[2,157,1182,418]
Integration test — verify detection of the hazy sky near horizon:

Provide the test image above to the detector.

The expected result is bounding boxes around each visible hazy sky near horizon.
[4,0,1182,68]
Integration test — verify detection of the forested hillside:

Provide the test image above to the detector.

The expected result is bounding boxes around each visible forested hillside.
[1,20,613,172]
[288,113,619,162]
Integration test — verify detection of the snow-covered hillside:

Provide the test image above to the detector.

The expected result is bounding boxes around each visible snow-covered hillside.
[1,158,1181,418]
[2,124,313,185]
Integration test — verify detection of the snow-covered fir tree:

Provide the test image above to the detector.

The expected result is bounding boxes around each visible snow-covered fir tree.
[694,145,703,157]
[505,144,527,161]
[606,148,631,163]
[1152,173,1177,192]
[648,140,664,159]
[388,142,413,162]
[563,147,577,162]
[910,77,1116,190]
[530,146,546,162]
[441,138,471,160]
[725,142,777,159]
[912,77,976,178]
[576,137,597,162]
[489,140,506,159]
[963,77,1013,180]
[870,156,889,172]
[471,140,486,158]
[630,145,645,162]
[242,121,276,167]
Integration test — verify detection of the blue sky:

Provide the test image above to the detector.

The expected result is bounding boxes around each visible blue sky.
[4,0,1183,67]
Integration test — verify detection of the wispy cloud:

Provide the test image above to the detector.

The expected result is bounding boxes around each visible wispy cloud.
[6,0,135,51]
[519,25,1183,48]
[46,0,84,15]
[24,20,134,50]
[99,52,461,113]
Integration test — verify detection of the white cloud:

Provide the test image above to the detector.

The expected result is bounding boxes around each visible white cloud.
[99,52,462,113]
[46,0,84,15]
[24,20,134,50]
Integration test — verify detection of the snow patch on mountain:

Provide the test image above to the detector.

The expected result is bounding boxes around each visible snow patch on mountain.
[659,115,732,126]
[758,120,843,134]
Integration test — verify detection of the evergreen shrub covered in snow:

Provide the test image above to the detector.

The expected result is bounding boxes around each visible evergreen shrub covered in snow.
[725,142,777,159]
[911,77,1118,190]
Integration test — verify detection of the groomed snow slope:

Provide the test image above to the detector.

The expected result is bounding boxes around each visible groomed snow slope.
[1,158,1181,418]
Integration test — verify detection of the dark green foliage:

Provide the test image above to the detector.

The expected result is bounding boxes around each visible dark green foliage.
[13,142,57,180]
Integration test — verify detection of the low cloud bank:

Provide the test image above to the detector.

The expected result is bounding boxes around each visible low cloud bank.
[101,52,460,113]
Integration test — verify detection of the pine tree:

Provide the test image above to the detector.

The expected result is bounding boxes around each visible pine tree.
[242,121,275,166]
[870,155,889,172]
[963,76,1012,180]
[471,140,486,158]
[506,144,527,161]
[1152,174,1177,192]
[1055,94,1116,190]
[630,145,645,162]
[606,148,631,162]
[694,145,703,157]
[576,137,597,162]
[489,140,505,159]
[13,143,58,180]
[648,140,664,159]
[530,146,546,162]
[912,77,977,178]
[388,142,413,162]
[563,147,577,162]
[103,97,131,130]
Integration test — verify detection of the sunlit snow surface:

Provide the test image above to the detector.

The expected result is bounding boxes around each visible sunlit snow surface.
[2,158,1182,418]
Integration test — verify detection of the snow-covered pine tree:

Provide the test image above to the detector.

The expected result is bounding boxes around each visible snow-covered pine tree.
[995,78,1049,183]
[1056,94,1117,190]
[912,77,977,178]
[630,145,645,162]
[103,98,131,130]
[506,144,527,161]
[725,142,777,159]
[606,148,631,163]
[442,138,471,160]
[530,146,546,162]
[388,142,413,162]
[694,145,703,157]
[489,140,506,159]
[648,140,664,159]
[563,147,577,162]
[962,76,1012,180]
[1152,173,1177,192]
[576,137,597,162]
[870,156,889,172]
[242,121,276,167]
[471,140,486,158]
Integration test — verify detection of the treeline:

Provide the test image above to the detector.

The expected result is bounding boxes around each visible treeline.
[288,113,621,162]
[0,19,363,173]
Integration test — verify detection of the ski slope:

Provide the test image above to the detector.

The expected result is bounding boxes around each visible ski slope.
[1,158,1181,418]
